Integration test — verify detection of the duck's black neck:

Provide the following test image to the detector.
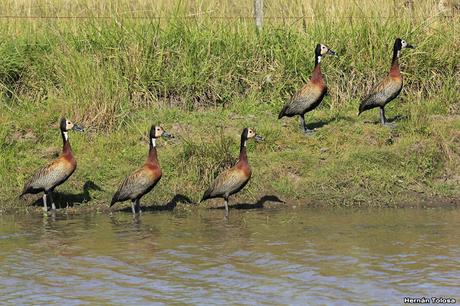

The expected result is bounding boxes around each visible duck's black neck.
[61,130,71,154]
[389,44,401,77]
[391,44,400,66]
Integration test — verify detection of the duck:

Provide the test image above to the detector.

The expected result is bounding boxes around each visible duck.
[110,125,173,214]
[278,43,336,133]
[200,128,264,218]
[358,38,414,125]
[20,118,84,211]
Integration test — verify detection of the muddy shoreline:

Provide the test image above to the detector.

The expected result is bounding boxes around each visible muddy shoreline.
[2,192,458,216]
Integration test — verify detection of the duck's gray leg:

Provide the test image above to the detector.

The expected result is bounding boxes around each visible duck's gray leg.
[42,193,48,212]
[131,200,136,214]
[300,114,313,133]
[136,199,142,214]
[380,107,387,125]
[380,107,396,127]
[224,196,229,219]
[48,191,56,210]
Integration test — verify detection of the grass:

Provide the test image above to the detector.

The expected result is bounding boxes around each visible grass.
[0,0,459,213]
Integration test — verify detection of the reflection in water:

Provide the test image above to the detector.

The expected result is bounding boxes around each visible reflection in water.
[0,207,459,304]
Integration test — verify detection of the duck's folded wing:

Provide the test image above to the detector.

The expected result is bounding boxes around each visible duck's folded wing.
[203,167,248,199]
[280,83,322,117]
[360,76,402,109]
[22,158,71,193]
[112,168,152,202]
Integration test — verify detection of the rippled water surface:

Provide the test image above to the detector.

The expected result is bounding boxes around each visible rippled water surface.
[1,206,459,305]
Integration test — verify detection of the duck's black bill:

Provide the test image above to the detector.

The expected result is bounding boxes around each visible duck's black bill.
[72,124,84,132]
[406,44,415,49]
[327,49,337,56]
[255,135,264,142]
[162,131,174,139]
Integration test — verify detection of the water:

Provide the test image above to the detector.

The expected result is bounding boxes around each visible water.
[1,206,459,305]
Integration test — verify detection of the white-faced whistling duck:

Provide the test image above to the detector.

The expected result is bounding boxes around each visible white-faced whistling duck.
[200,128,264,218]
[278,44,336,134]
[110,125,173,214]
[20,118,84,211]
[358,38,414,125]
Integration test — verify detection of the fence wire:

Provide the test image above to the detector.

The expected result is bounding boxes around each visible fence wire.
[0,14,457,19]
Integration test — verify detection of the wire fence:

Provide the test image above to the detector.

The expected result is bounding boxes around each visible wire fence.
[0,0,458,22]
[0,14,456,19]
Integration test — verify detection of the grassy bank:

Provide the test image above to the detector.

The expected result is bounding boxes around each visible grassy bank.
[0,1,459,213]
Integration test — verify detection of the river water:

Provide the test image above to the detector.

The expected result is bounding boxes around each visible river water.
[0,206,459,305]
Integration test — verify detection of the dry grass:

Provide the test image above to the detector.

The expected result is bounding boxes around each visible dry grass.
[0,0,448,18]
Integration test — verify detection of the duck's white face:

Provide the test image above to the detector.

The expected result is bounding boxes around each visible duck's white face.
[398,39,414,50]
[320,44,330,55]
[154,126,165,138]
[246,128,264,142]
[65,120,75,131]
[246,128,256,139]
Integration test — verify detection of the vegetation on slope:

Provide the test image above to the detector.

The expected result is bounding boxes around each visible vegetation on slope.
[0,1,459,213]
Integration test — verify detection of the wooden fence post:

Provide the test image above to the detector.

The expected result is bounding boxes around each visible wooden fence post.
[254,0,264,32]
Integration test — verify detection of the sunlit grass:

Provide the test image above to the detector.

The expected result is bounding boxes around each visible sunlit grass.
[0,0,459,212]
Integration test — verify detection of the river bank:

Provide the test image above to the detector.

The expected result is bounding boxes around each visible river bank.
[1,105,459,214]
[0,3,459,213]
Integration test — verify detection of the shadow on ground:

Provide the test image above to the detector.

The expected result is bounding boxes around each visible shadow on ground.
[307,118,337,130]
[363,114,408,125]
[211,195,285,210]
[31,181,102,208]
[307,115,355,130]
[115,194,194,213]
